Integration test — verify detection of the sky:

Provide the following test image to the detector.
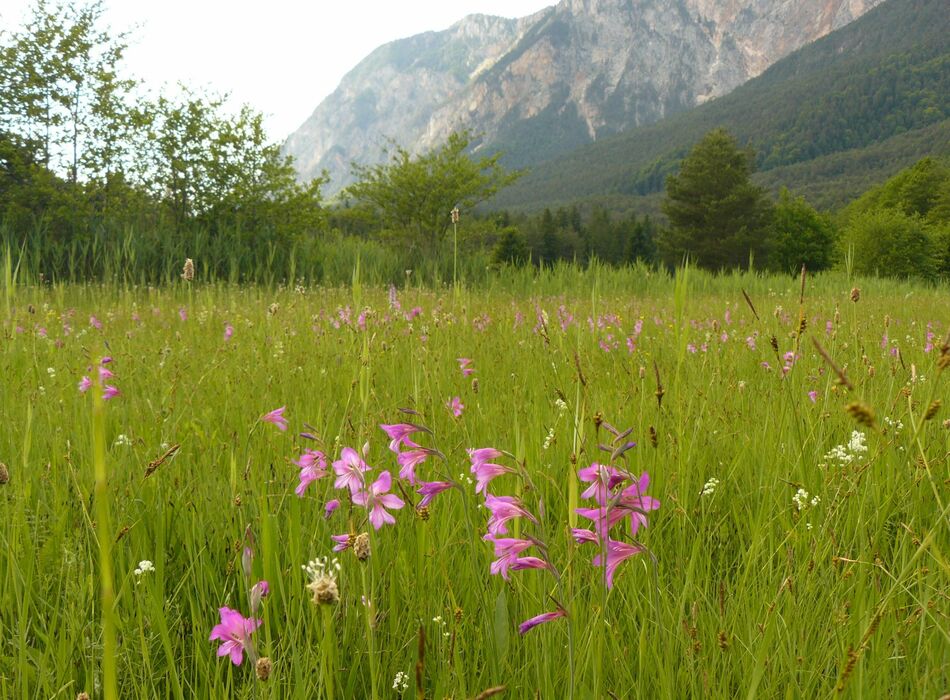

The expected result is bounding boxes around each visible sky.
[1,1,554,142]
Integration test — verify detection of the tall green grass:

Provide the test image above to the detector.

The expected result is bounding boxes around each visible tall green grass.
[0,270,947,697]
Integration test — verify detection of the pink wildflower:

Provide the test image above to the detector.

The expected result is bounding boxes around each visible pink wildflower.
[332,447,370,493]
[457,358,475,376]
[518,608,566,635]
[102,385,120,400]
[209,606,261,666]
[379,423,421,453]
[261,406,288,431]
[446,396,464,418]
[593,539,644,589]
[294,449,328,496]
[78,376,92,393]
[352,471,405,529]
[417,480,453,508]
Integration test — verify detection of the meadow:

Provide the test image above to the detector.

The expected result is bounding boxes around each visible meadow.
[0,261,948,698]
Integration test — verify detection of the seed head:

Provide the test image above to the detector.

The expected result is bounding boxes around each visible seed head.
[76,693,90,700]
[471,377,479,394]
[845,401,875,428]
[308,574,340,605]
[0,462,8,485]
[849,287,860,303]
[181,258,194,281]
[354,532,371,561]
[255,656,273,681]
[924,400,941,421]
[416,505,431,521]
[648,426,658,448]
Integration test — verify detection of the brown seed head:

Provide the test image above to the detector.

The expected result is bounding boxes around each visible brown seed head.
[924,400,941,421]
[471,377,479,394]
[76,693,90,700]
[255,656,272,681]
[849,287,860,303]
[307,574,339,605]
[416,505,431,521]
[354,532,371,561]
[845,401,875,427]
[0,462,9,485]
[181,258,194,281]
[648,426,658,448]
[593,411,604,430]
[454,606,464,623]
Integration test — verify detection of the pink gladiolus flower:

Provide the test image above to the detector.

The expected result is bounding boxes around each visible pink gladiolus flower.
[100,356,113,364]
[510,556,552,574]
[808,390,818,403]
[98,365,114,382]
[294,449,328,496]
[379,423,420,453]
[417,480,453,508]
[518,608,566,635]
[615,472,661,535]
[484,534,534,580]
[178,307,187,321]
[332,447,370,493]
[468,447,509,494]
[578,463,626,505]
[396,439,436,484]
[352,471,405,529]
[331,534,352,552]
[324,499,340,518]
[446,396,465,418]
[261,406,288,431]
[457,358,475,376]
[571,528,599,545]
[78,376,92,393]
[89,315,102,330]
[484,494,537,535]
[471,461,511,495]
[209,606,261,666]
[102,385,120,400]
[593,539,644,589]
[224,324,234,340]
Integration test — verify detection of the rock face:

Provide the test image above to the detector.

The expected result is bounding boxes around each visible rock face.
[284,0,883,194]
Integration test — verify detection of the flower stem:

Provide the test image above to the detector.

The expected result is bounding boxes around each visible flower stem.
[93,386,119,699]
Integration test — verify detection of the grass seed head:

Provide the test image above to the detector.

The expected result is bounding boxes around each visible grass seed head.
[849,287,860,303]
[308,575,340,605]
[181,258,194,281]
[845,401,876,427]
[924,400,941,421]
[0,462,8,485]
[255,656,272,681]
[354,532,371,561]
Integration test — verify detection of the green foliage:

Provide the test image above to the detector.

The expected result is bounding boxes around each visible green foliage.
[844,208,938,279]
[661,129,774,269]
[770,188,837,273]
[492,226,529,266]
[345,130,521,245]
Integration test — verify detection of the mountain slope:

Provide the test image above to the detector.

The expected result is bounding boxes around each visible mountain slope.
[284,0,882,194]
[489,0,949,212]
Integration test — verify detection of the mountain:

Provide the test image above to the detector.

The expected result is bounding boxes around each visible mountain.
[489,0,950,213]
[284,0,882,195]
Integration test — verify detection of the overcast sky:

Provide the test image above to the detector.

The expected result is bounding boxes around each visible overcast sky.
[1,1,553,141]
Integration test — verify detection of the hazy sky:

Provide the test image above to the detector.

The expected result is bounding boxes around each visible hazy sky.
[1,1,554,141]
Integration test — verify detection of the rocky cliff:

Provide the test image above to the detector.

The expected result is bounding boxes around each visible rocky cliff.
[283,0,883,194]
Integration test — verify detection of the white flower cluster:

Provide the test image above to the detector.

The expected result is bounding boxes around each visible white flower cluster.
[542,427,556,450]
[792,488,820,512]
[700,477,720,497]
[883,416,904,433]
[822,430,868,465]
[554,398,568,413]
[392,671,409,692]
[113,434,132,447]
[432,615,451,639]
[302,556,340,581]
[134,560,155,579]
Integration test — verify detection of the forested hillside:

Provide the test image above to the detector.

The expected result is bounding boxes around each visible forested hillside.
[490,0,949,213]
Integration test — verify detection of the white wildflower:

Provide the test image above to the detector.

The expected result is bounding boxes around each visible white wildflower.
[113,434,132,447]
[701,477,720,497]
[392,671,409,692]
[134,560,155,579]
